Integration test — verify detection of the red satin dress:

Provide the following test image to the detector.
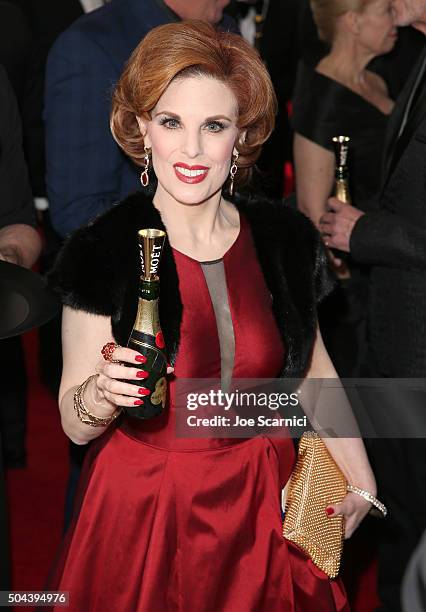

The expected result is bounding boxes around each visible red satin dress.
[47,217,349,611]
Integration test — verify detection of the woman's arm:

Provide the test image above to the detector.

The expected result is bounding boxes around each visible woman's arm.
[304,328,376,491]
[59,306,149,445]
[293,133,335,228]
[300,326,377,537]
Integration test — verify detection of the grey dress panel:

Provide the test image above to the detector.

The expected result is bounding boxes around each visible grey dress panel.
[201,259,235,391]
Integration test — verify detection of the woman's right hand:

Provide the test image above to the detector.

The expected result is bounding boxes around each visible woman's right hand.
[88,345,174,417]
[90,346,151,414]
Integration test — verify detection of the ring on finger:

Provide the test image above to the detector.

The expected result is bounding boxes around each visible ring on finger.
[101,342,119,362]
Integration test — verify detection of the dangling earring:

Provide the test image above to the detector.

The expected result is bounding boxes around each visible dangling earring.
[229,151,239,196]
[140,146,151,188]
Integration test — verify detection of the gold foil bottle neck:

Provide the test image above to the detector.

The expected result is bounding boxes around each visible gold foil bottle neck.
[132,297,161,337]
[138,229,166,281]
[335,179,352,205]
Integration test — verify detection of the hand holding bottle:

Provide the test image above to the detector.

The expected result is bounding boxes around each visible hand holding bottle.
[320,197,364,253]
[94,345,152,411]
[92,345,174,415]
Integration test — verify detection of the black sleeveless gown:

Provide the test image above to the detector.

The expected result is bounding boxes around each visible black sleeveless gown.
[292,60,391,376]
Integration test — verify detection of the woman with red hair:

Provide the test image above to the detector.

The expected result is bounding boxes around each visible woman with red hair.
[47,21,378,611]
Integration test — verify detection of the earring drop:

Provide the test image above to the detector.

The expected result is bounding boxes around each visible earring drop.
[140,146,151,188]
[229,151,239,196]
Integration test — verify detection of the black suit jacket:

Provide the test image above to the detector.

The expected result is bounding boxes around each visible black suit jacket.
[9,0,83,41]
[350,43,426,376]
[0,0,83,197]
[0,1,31,98]
[0,65,34,228]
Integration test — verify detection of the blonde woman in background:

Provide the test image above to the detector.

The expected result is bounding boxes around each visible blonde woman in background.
[292,0,397,377]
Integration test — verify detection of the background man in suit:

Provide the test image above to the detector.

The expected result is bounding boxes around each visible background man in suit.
[45,0,233,238]
[6,0,85,203]
[319,1,426,609]
[6,0,113,462]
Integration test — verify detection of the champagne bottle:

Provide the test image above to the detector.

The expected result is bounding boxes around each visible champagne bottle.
[330,136,352,271]
[332,136,352,204]
[124,228,167,420]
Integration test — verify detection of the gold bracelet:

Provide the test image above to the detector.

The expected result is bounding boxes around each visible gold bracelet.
[74,374,122,428]
[347,484,387,517]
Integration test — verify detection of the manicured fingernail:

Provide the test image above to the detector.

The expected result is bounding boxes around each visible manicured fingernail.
[138,387,150,396]
[135,355,147,363]
[134,399,144,406]
[325,507,334,516]
[136,370,148,378]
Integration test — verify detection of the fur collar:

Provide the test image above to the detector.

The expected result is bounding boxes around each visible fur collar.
[50,190,332,378]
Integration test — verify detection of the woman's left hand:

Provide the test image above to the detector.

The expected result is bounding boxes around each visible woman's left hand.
[326,492,372,539]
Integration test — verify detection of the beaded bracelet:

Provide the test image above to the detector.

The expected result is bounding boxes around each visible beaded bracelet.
[74,374,122,427]
[347,484,387,517]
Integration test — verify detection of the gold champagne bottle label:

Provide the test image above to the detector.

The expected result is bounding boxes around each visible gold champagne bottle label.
[138,229,166,281]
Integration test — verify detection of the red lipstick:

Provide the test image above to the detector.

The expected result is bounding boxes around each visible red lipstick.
[173,163,209,184]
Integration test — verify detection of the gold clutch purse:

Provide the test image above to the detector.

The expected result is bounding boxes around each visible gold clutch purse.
[282,431,347,578]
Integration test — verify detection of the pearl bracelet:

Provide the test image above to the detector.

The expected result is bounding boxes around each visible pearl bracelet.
[347,484,387,517]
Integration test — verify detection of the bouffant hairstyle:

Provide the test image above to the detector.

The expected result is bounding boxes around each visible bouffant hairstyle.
[310,0,369,43]
[111,20,277,186]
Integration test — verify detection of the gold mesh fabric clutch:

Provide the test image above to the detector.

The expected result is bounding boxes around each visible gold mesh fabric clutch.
[282,431,347,578]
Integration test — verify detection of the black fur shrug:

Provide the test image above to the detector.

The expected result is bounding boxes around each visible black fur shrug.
[49,190,333,378]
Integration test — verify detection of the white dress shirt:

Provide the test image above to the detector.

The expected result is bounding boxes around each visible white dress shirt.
[79,0,106,14]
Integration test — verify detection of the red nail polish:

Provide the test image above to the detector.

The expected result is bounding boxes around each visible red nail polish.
[135,354,147,363]
[138,387,150,396]
[136,370,148,378]
[325,507,334,516]
[134,399,144,406]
